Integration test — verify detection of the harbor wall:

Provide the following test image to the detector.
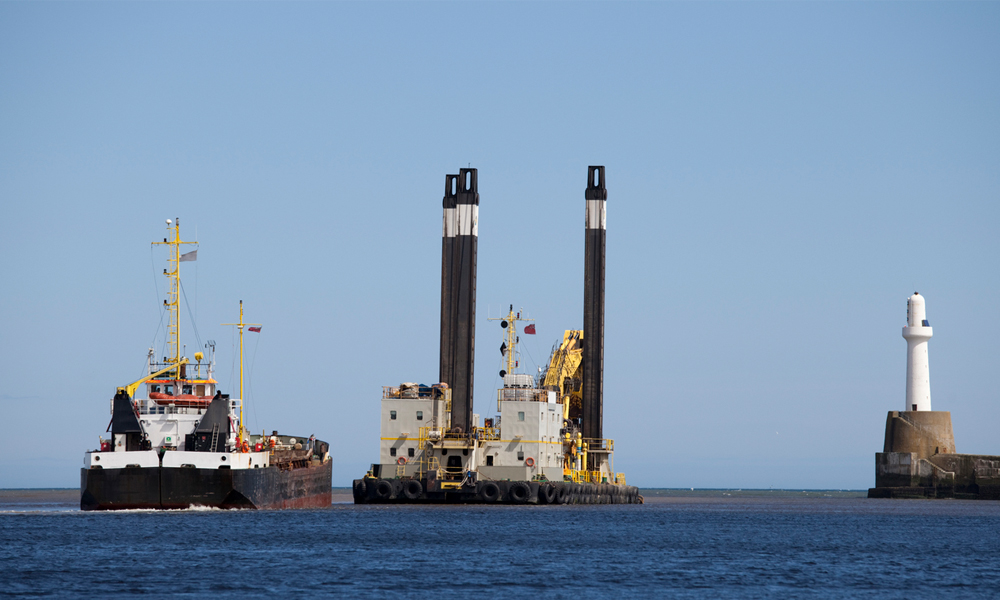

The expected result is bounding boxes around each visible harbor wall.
[870,452,1000,500]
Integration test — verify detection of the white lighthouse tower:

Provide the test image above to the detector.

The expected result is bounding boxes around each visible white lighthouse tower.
[903,292,933,411]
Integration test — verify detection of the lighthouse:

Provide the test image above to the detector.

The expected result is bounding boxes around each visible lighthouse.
[903,292,933,412]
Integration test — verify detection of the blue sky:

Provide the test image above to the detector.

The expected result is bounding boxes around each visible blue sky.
[1,2,997,488]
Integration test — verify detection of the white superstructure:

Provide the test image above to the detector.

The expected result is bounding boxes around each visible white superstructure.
[371,307,621,488]
[903,292,933,411]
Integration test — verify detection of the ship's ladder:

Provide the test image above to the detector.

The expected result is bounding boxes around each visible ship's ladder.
[209,423,220,453]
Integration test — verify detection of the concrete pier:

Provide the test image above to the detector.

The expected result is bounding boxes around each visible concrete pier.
[869,410,1000,500]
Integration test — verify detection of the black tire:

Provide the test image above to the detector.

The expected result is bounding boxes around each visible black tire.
[480,481,501,503]
[540,484,556,504]
[374,479,393,500]
[353,479,367,503]
[403,479,423,501]
[509,481,531,504]
[556,485,569,505]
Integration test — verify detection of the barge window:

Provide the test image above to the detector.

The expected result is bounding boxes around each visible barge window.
[165,385,173,395]
[408,448,414,458]
[416,411,423,421]
[390,448,397,457]
[518,411,525,421]
[390,410,397,420]
[486,455,494,466]
[150,385,160,393]
[182,385,192,394]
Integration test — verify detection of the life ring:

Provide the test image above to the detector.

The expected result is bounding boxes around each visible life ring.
[396,457,407,465]
[525,457,535,467]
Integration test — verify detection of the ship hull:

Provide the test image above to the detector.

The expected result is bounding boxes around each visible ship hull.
[353,478,642,505]
[81,461,332,511]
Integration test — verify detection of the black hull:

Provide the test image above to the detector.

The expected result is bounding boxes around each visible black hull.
[353,478,642,505]
[81,461,332,511]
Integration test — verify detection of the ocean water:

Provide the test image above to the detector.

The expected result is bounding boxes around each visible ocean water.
[2,489,1000,598]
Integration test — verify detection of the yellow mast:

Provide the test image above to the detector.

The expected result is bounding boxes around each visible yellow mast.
[222,301,261,445]
[488,305,534,376]
[151,218,197,374]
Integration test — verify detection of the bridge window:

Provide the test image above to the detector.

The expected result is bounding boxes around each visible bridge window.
[416,411,423,421]
[408,448,415,458]
[150,385,160,393]
[486,455,494,466]
[518,411,525,421]
[390,410,397,420]
[390,448,397,457]
[182,385,192,394]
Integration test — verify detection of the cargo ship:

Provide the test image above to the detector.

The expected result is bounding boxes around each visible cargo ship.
[353,167,641,504]
[80,219,331,510]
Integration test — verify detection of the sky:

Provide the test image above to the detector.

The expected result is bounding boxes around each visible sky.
[1,1,997,489]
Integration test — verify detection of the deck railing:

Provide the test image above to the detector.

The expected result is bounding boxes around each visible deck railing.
[383,385,451,400]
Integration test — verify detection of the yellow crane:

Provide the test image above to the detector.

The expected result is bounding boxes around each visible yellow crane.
[541,330,584,421]
[118,358,190,400]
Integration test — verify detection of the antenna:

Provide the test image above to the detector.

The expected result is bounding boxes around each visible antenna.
[151,218,197,374]
[488,306,534,378]
[221,303,261,445]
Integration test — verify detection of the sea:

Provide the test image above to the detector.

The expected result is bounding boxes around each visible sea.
[2,488,999,599]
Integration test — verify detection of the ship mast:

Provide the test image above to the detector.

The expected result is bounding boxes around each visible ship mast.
[151,218,197,375]
[489,305,534,377]
[222,301,260,445]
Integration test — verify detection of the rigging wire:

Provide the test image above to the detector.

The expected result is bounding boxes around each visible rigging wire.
[178,279,204,352]
[228,326,236,395]
[149,245,161,313]
[247,331,262,434]
[144,309,167,377]
[144,245,167,379]
[520,333,541,377]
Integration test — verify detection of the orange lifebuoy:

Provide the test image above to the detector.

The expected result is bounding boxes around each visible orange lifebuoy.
[525,457,535,467]
[396,457,407,465]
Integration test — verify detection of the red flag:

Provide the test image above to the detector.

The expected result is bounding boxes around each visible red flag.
[524,324,536,335]
[248,326,262,333]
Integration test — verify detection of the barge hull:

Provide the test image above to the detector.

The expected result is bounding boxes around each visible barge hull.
[353,478,642,505]
[81,461,332,510]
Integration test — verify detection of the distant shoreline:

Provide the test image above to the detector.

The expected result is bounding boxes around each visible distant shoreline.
[2,487,868,499]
